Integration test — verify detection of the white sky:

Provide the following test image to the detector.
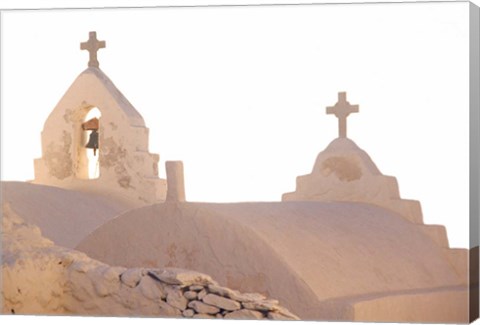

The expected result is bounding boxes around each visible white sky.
[0,1,473,249]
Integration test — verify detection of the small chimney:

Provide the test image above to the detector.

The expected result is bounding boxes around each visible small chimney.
[165,161,186,202]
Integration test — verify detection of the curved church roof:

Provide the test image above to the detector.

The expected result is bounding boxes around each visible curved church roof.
[76,200,464,320]
[1,181,127,248]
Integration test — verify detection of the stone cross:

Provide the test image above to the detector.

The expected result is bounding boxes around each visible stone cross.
[80,31,106,68]
[326,92,359,138]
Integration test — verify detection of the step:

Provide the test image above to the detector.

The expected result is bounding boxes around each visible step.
[385,199,423,224]
[417,225,449,248]
[445,248,468,284]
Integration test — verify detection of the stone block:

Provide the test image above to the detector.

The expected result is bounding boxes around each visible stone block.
[224,309,264,320]
[242,299,280,312]
[148,268,215,287]
[197,289,207,300]
[182,309,195,317]
[166,289,188,311]
[189,285,205,291]
[158,300,182,317]
[268,311,295,320]
[193,313,216,319]
[120,268,145,288]
[207,284,266,302]
[202,293,241,311]
[137,275,166,300]
[183,291,197,300]
[188,300,220,315]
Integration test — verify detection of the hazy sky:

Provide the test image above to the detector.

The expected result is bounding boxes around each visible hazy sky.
[1,1,472,248]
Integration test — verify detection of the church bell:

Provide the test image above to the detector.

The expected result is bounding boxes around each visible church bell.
[86,129,99,155]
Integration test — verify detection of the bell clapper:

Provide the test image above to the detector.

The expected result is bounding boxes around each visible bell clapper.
[81,114,101,179]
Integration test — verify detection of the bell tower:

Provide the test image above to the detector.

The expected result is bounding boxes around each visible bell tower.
[33,31,167,207]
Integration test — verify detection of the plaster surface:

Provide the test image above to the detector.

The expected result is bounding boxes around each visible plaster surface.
[76,201,467,321]
[1,181,126,248]
[165,161,186,202]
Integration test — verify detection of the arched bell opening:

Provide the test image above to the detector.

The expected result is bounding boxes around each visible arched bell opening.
[78,107,102,180]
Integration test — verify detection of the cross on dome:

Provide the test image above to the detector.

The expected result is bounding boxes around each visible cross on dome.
[326,92,359,138]
[80,31,106,68]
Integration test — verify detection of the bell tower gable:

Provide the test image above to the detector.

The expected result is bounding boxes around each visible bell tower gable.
[33,32,166,207]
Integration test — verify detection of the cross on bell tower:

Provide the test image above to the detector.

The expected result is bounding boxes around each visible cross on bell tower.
[326,92,359,138]
[80,31,106,68]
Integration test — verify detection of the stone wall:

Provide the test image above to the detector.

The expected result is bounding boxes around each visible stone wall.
[1,203,298,320]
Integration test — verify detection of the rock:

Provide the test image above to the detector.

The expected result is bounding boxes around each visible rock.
[234,292,268,303]
[197,289,207,300]
[242,299,280,312]
[189,285,204,291]
[224,309,265,320]
[158,300,182,317]
[148,268,216,287]
[216,313,223,318]
[166,289,188,311]
[89,266,122,297]
[188,300,220,315]
[70,260,92,273]
[193,313,216,319]
[58,253,75,268]
[183,290,197,300]
[275,306,301,320]
[102,266,126,282]
[268,311,299,320]
[182,309,195,317]
[207,284,266,302]
[137,275,166,300]
[92,281,116,297]
[207,284,238,298]
[120,268,145,288]
[202,293,241,311]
